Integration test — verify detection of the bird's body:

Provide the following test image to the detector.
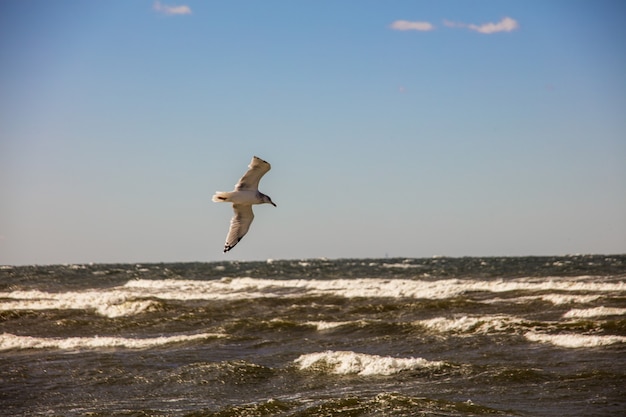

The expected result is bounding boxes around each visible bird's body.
[213,190,267,205]
[212,156,276,252]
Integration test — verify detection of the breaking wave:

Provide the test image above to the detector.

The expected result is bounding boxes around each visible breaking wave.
[1,276,622,319]
[0,332,223,351]
[524,332,626,348]
[0,289,162,318]
[294,350,446,376]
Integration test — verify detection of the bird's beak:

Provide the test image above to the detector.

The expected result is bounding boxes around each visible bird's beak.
[271,201,277,207]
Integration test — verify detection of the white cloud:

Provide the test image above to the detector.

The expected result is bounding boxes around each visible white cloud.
[390,20,435,32]
[444,17,519,34]
[469,17,519,34]
[153,1,192,16]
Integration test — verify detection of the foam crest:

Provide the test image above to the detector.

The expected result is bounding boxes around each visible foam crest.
[123,278,272,300]
[124,277,625,300]
[562,307,626,318]
[294,351,445,376]
[488,294,603,305]
[0,290,160,318]
[416,315,525,334]
[524,332,626,348]
[535,294,603,305]
[0,332,223,351]
[305,321,357,330]
[94,299,161,318]
[2,277,622,319]
[123,277,472,300]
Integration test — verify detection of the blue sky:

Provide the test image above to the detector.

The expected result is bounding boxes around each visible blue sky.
[1,1,625,264]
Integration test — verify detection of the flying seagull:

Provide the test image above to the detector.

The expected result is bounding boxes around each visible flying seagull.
[212,156,277,252]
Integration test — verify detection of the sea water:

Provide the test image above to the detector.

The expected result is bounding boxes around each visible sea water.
[1,255,625,416]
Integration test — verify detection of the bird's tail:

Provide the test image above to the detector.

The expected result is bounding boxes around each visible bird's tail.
[212,191,231,202]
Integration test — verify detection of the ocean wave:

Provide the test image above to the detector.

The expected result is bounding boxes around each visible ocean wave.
[487,294,604,305]
[123,276,624,300]
[1,276,622,318]
[304,317,524,335]
[305,314,625,339]
[0,289,162,318]
[0,332,223,351]
[294,350,446,376]
[415,315,526,334]
[524,332,626,348]
[562,306,626,318]
[305,321,355,330]
[205,393,506,417]
[380,262,425,269]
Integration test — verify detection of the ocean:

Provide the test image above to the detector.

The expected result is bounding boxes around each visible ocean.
[1,255,625,416]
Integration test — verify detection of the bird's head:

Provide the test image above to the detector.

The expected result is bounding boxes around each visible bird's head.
[262,194,277,207]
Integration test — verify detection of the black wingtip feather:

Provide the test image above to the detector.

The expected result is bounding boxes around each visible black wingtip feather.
[223,237,243,253]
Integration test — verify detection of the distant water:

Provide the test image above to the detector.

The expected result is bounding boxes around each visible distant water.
[1,255,625,416]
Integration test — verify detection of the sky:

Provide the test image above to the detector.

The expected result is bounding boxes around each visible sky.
[1,1,625,265]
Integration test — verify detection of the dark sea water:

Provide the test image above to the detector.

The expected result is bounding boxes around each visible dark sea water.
[1,255,625,416]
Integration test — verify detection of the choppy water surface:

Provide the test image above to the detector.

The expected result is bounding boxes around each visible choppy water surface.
[1,255,625,416]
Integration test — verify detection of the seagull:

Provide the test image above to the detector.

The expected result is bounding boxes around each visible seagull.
[212,156,277,252]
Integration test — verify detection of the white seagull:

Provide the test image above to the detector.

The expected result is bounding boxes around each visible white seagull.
[212,156,277,252]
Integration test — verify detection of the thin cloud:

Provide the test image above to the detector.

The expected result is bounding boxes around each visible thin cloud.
[444,17,519,34]
[443,20,463,29]
[153,1,192,16]
[390,20,435,32]
[469,17,519,34]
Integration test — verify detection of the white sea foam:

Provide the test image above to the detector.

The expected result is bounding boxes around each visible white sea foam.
[94,299,162,318]
[416,315,526,334]
[536,294,604,305]
[1,276,622,318]
[0,332,223,351]
[305,321,355,330]
[562,306,626,319]
[487,294,603,305]
[0,289,161,318]
[524,332,626,348]
[123,277,625,301]
[294,351,445,376]
[308,316,527,335]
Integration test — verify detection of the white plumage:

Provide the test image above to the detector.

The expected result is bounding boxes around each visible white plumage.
[212,156,276,252]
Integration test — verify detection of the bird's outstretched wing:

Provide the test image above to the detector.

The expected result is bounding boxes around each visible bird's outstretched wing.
[235,156,271,191]
[224,204,254,252]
